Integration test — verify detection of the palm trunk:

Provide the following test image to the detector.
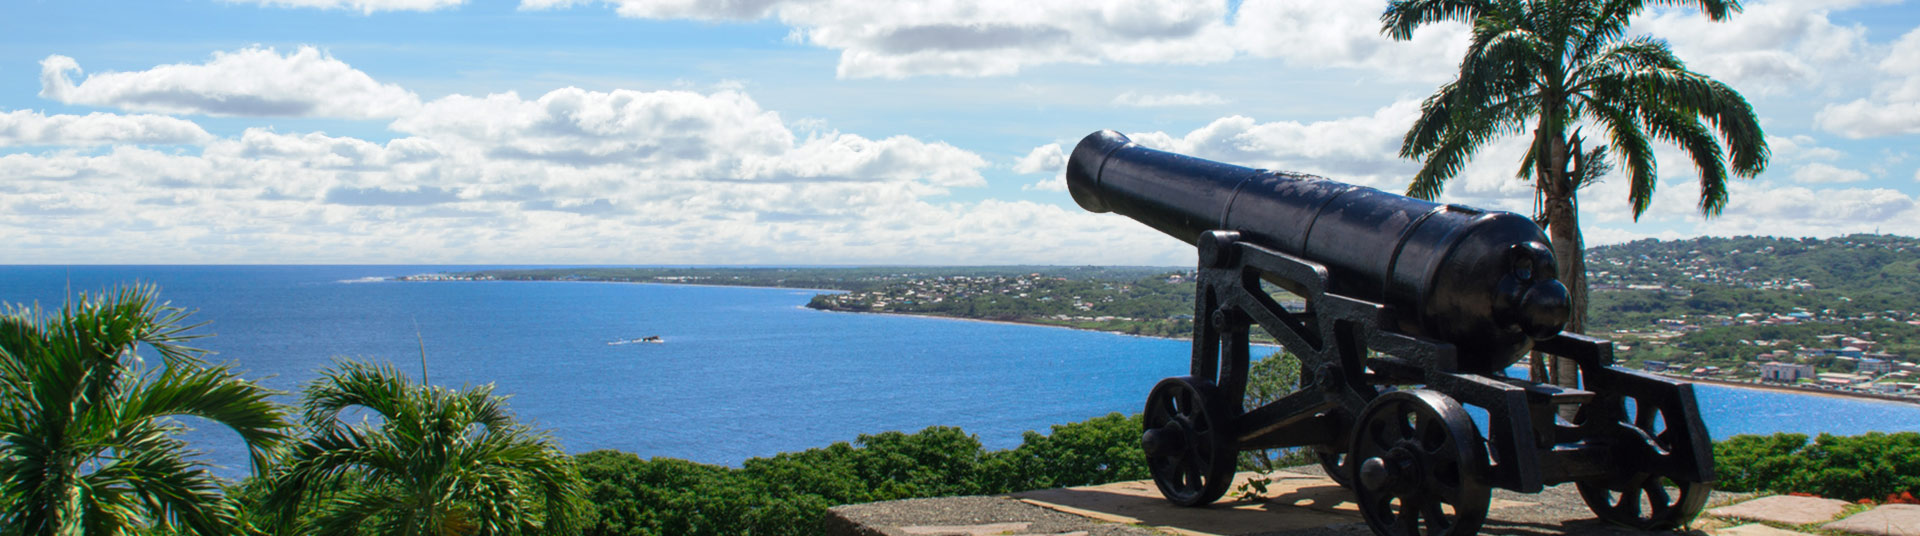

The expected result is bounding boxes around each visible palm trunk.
[1545,192,1586,389]
[1534,115,1584,390]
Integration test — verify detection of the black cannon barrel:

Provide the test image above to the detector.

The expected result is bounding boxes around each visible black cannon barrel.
[1066,130,1569,371]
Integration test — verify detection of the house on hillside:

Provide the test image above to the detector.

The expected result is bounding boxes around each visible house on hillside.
[1859,358,1894,375]
[1759,362,1816,383]
[1816,373,1866,387]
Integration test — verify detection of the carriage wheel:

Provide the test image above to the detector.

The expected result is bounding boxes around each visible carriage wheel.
[1575,396,1711,529]
[1350,390,1490,536]
[1142,376,1237,506]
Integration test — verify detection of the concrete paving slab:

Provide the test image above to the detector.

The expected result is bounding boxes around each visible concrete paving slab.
[1708,495,1852,526]
[1707,523,1819,536]
[1822,504,1920,536]
[835,467,1758,536]
[827,496,1161,536]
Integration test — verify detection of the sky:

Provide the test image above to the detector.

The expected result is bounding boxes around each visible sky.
[3,0,1920,265]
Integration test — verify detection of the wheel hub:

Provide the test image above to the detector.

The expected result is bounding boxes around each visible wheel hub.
[1358,446,1420,493]
[1141,425,1185,458]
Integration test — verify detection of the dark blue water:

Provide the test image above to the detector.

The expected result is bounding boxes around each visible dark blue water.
[2,266,1918,477]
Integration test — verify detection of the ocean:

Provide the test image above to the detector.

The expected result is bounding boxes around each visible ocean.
[2,265,1918,477]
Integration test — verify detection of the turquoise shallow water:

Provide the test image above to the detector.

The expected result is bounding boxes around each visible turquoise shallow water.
[2,265,1917,477]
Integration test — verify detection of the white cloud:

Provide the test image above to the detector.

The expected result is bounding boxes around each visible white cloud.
[1818,25,1920,138]
[1013,143,1067,191]
[1126,99,1428,191]
[225,0,465,13]
[1230,1,1468,81]
[0,84,1202,265]
[522,0,1458,79]
[1112,91,1227,108]
[0,110,211,147]
[1695,183,1919,237]
[1766,134,1844,162]
[1638,0,1885,96]
[1791,162,1869,183]
[39,47,420,119]
[1012,144,1064,174]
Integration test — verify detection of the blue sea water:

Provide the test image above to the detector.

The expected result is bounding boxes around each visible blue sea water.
[2,265,1918,477]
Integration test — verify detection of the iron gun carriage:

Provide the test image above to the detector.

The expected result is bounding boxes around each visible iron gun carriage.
[1067,130,1714,536]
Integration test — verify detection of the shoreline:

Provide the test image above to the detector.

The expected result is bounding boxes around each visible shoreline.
[399,276,1918,407]
[1673,373,1920,406]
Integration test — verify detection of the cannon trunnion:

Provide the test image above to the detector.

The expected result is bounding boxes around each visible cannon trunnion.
[1068,131,1715,536]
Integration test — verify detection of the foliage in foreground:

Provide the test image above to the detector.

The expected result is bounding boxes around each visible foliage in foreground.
[257,361,590,536]
[0,285,288,536]
[576,413,1148,536]
[1714,431,1920,501]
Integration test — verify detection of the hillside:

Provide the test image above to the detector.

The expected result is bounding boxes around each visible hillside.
[1587,234,1920,384]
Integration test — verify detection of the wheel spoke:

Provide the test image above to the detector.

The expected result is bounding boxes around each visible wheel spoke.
[1423,500,1451,536]
[1644,478,1673,518]
[1395,497,1421,534]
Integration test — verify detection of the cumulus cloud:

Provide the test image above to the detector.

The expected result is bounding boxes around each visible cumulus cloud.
[1112,91,1227,108]
[1691,183,1919,238]
[1817,25,1920,138]
[1791,162,1869,183]
[1012,144,1064,174]
[0,110,211,147]
[225,0,465,13]
[522,0,1460,79]
[2,84,1195,265]
[1013,143,1067,191]
[1637,0,1879,96]
[39,47,420,119]
[1231,1,1468,79]
[1123,99,1428,191]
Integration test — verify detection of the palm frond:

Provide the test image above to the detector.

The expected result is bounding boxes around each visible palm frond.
[1381,0,1493,40]
[1640,105,1732,215]
[119,364,290,475]
[1584,97,1659,219]
[85,432,240,536]
[300,360,417,433]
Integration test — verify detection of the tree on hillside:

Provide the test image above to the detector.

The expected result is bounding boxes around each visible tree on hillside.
[0,285,288,535]
[260,360,588,536]
[1382,0,1769,385]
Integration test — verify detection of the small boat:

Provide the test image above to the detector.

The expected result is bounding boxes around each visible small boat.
[607,335,665,345]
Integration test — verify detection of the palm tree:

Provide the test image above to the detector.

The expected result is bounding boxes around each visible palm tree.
[1382,0,1769,385]
[261,360,588,536]
[0,285,288,535]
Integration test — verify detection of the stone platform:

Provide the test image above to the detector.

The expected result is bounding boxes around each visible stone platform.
[827,468,1918,536]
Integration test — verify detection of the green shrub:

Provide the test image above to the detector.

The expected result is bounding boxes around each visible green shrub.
[1713,432,1920,501]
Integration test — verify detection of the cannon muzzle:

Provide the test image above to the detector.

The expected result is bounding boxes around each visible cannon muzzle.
[1067,130,1569,371]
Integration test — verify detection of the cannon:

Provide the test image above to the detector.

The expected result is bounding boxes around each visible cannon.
[1067,130,1714,536]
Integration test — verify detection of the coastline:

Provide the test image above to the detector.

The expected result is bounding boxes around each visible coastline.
[804,307,1218,345]
[394,276,853,295]
[1673,373,1920,406]
[399,276,1918,408]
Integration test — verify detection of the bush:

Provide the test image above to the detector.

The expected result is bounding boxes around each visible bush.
[575,414,1148,536]
[1713,432,1920,501]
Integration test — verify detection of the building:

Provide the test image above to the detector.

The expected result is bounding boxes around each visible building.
[1643,360,1669,373]
[1859,358,1894,375]
[1759,362,1816,383]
